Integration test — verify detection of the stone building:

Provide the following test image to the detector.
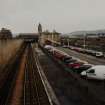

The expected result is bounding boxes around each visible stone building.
[40,30,61,46]
[37,23,61,46]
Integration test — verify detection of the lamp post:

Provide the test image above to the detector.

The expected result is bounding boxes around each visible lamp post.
[61,38,64,46]
[52,32,54,46]
[83,33,86,49]
[67,38,70,47]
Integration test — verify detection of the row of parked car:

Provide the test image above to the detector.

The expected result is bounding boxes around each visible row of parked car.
[63,45,104,57]
[44,45,105,80]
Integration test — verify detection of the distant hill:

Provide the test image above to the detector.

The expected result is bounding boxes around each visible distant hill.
[62,29,105,38]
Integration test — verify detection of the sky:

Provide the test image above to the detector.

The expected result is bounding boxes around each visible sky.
[0,0,105,34]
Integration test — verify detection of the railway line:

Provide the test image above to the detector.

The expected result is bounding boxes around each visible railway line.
[24,44,51,105]
[0,42,52,105]
[1,41,105,105]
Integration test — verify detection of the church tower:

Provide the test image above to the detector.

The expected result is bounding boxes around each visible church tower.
[38,23,42,35]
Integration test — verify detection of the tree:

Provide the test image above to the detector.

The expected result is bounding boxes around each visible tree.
[0,28,12,39]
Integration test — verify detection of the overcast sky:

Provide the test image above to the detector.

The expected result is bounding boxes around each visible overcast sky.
[1,0,105,33]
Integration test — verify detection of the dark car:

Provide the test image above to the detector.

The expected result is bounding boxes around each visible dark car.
[64,59,77,64]
[62,56,72,62]
[73,64,92,74]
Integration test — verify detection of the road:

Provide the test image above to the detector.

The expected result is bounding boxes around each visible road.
[56,47,105,65]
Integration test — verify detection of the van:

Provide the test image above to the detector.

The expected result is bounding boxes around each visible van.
[81,65,105,80]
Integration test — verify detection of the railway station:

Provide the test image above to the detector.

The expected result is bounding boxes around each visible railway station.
[1,1,105,105]
[0,23,105,105]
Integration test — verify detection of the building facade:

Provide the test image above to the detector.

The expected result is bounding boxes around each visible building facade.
[40,31,61,46]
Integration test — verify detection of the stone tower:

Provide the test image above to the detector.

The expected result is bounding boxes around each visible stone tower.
[38,23,42,35]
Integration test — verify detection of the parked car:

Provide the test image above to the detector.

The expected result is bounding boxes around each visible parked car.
[67,61,84,69]
[95,52,104,57]
[81,65,105,80]
[62,56,72,62]
[62,45,68,48]
[44,45,53,50]
[73,64,92,74]
[69,46,75,50]
[53,50,68,59]
[64,59,77,65]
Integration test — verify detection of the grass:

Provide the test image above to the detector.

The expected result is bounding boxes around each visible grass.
[0,39,23,67]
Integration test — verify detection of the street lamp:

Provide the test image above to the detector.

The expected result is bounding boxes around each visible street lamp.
[67,38,70,47]
[52,32,54,46]
[83,33,86,49]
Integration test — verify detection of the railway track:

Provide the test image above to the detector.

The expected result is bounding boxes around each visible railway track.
[24,44,51,105]
[0,42,52,105]
[1,41,105,105]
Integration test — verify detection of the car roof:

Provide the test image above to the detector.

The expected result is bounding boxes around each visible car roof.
[90,65,105,70]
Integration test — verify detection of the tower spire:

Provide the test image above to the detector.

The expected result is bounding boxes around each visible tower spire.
[38,23,42,35]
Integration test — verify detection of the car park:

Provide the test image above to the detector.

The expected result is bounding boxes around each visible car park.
[44,46,105,79]
[68,46,105,58]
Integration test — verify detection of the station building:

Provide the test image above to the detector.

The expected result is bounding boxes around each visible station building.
[39,31,61,46]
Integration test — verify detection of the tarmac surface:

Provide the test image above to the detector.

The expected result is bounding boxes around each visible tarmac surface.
[37,47,105,105]
[56,47,105,65]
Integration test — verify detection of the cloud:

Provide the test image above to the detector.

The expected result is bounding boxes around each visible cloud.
[0,0,105,34]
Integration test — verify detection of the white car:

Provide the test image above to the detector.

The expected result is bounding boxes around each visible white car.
[62,45,68,48]
[81,65,105,80]
[44,45,53,50]
[95,52,103,57]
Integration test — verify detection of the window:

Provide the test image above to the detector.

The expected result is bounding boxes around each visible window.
[87,69,95,73]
